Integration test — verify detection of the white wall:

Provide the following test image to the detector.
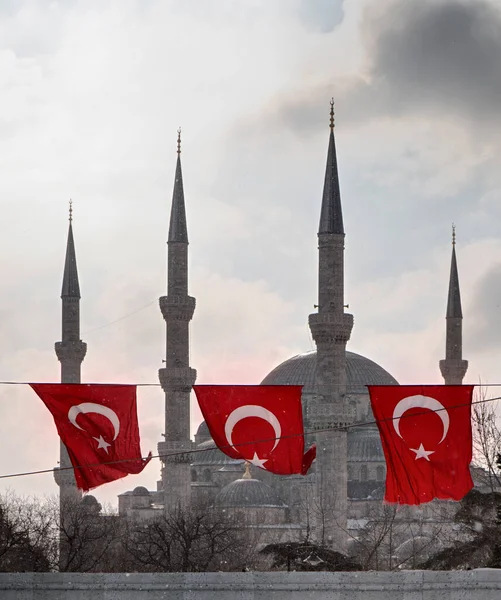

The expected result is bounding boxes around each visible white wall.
[1,570,501,599]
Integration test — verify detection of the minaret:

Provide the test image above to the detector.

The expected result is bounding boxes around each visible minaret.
[308,101,353,552]
[54,203,87,506]
[439,226,468,384]
[158,129,196,513]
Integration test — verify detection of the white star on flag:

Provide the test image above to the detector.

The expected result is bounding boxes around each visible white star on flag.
[93,435,111,453]
[410,443,435,461]
[248,452,268,469]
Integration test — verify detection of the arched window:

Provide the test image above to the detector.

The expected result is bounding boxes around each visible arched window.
[360,465,368,482]
[191,468,198,482]
[376,466,384,482]
[203,468,212,482]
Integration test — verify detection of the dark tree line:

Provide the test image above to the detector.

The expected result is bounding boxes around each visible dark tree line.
[0,491,257,573]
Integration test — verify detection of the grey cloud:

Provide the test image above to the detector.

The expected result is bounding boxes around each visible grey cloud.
[267,0,501,134]
[361,0,501,117]
[466,263,501,353]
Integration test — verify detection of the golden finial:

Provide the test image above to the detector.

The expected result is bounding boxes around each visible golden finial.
[242,462,252,479]
[177,127,181,155]
[69,199,73,223]
[329,98,335,131]
[452,223,456,246]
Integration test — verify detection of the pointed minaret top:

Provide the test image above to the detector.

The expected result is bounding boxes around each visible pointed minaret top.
[168,129,188,243]
[447,225,462,319]
[61,201,81,298]
[319,99,344,235]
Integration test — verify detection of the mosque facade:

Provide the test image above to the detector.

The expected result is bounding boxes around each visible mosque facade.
[55,106,470,556]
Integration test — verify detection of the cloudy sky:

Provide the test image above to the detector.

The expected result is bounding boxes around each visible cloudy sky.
[1,0,500,507]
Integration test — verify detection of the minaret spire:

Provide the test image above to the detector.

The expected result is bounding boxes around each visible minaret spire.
[54,202,87,567]
[439,225,468,384]
[308,102,353,552]
[61,200,80,299]
[168,128,188,244]
[158,131,196,514]
[319,99,344,236]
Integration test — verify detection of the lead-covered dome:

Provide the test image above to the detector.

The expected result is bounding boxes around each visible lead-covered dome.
[191,439,244,467]
[348,427,385,462]
[261,350,398,394]
[215,476,286,508]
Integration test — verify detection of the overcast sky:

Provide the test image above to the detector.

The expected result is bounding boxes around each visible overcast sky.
[1,0,500,507]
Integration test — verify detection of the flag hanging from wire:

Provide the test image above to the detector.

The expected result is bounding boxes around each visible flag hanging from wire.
[31,383,152,492]
[368,384,474,505]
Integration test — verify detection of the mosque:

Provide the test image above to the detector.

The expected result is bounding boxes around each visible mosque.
[54,103,469,555]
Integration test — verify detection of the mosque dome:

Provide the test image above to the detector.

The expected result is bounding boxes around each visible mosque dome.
[260,350,398,394]
[81,494,99,506]
[348,427,385,462]
[132,486,150,496]
[80,494,102,513]
[195,420,210,439]
[192,439,244,467]
[215,476,286,508]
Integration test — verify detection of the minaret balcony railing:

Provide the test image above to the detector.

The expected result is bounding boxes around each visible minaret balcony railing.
[309,312,353,344]
[158,367,197,392]
[439,359,468,384]
[159,295,196,321]
[158,440,193,464]
[307,398,354,429]
[55,340,87,363]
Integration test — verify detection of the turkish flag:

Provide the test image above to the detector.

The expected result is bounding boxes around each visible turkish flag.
[31,384,152,492]
[368,385,474,505]
[193,385,316,475]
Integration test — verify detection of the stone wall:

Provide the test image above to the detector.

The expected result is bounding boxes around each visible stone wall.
[1,570,500,599]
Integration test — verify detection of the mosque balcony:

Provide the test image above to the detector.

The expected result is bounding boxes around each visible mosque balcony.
[308,312,354,344]
[158,367,197,392]
[439,359,468,384]
[55,340,87,363]
[158,440,193,464]
[307,399,354,429]
[53,465,78,488]
[159,295,196,321]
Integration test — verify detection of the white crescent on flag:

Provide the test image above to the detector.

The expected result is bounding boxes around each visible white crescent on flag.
[392,394,450,444]
[224,404,281,452]
[68,402,121,441]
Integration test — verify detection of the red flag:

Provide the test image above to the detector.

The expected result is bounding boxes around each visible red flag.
[31,384,152,492]
[368,385,474,505]
[193,385,315,475]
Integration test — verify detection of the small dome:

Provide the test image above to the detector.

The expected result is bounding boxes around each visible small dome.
[215,477,286,508]
[348,427,385,462]
[261,350,398,394]
[192,440,244,467]
[132,486,150,496]
[81,494,99,505]
[195,420,210,439]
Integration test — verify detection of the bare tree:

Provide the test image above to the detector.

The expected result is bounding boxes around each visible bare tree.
[351,502,447,571]
[0,491,125,573]
[55,495,124,572]
[123,507,255,572]
[0,491,51,572]
[351,504,398,570]
[471,385,501,491]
